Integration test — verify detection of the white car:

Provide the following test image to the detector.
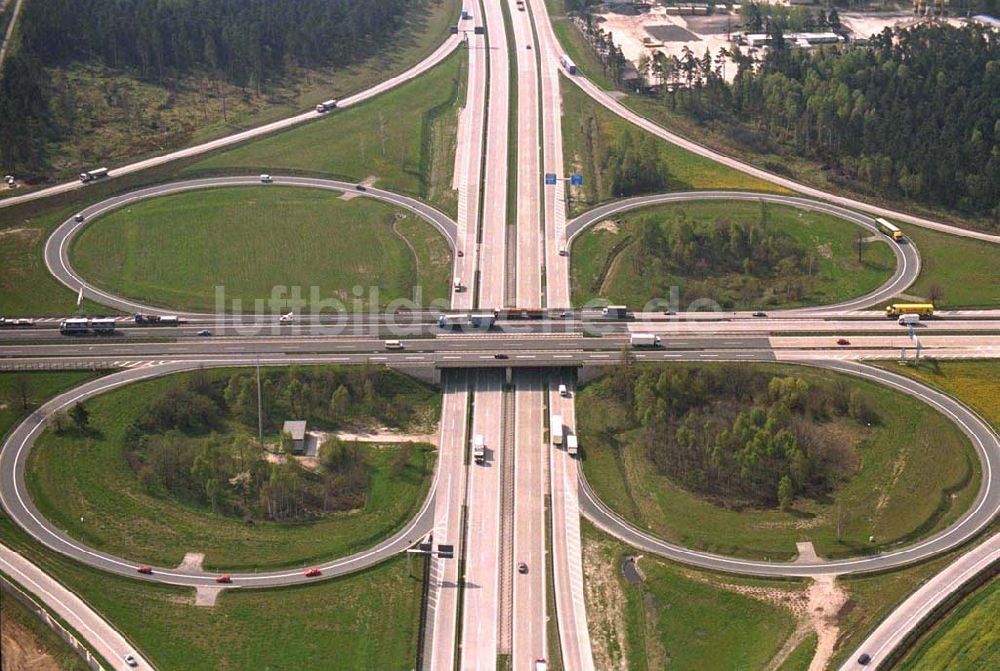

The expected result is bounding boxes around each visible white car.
[124,653,139,667]
[260,174,273,183]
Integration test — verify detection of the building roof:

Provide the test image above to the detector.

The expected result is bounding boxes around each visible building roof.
[282,420,307,441]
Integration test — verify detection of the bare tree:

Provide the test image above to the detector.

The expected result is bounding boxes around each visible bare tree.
[927,283,945,306]
[13,375,32,412]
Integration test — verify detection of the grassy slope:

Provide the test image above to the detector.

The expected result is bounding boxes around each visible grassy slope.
[561,80,786,217]
[579,363,979,561]
[777,634,818,671]
[899,225,1000,309]
[1,0,461,190]
[897,578,1000,671]
[1,370,424,670]
[570,200,895,309]
[188,48,467,217]
[70,186,452,312]
[584,521,800,670]
[0,514,423,671]
[0,371,100,436]
[0,583,91,671]
[26,370,437,571]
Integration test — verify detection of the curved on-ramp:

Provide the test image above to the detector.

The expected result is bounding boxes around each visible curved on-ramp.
[0,361,438,589]
[45,176,458,316]
[578,360,1000,578]
[0,33,462,211]
[566,191,920,312]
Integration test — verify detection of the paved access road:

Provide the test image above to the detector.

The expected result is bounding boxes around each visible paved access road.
[0,34,462,210]
[838,531,999,670]
[0,543,151,671]
[566,190,920,312]
[45,175,458,316]
[0,361,437,589]
[579,359,1000,577]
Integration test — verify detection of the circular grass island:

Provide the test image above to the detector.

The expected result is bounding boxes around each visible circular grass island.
[70,186,453,312]
[25,365,440,572]
[570,200,896,310]
[578,362,980,561]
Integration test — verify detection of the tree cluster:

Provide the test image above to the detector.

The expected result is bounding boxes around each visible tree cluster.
[630,206,819,307]
[598,364,877,509]
[119,367,435,521]
[602,129,671,198]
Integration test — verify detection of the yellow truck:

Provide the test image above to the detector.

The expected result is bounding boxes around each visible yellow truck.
[885,303,934,318]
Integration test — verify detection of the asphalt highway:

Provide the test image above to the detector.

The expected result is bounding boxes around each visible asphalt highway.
[566,190,920,312]
[44,176,458,316]
[578,359,1000,577]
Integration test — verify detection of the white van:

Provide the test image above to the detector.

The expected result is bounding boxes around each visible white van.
[453,278,463,292]
[558,384,569,397]
[384,340,404,350]
[898,314,920,326]
[260,174,273,183]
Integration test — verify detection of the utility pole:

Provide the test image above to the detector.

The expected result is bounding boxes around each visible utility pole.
[256,357,264,449]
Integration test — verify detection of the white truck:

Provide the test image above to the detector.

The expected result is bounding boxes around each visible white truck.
[473,434,486,464]
[630,333,662,348]
[79,167,109,183]
[551,415,564,446]
[566,434,578,457]
[898,313,921,326]
[314,99,338,113]
[559,54,577,74]
[603,305,628,319]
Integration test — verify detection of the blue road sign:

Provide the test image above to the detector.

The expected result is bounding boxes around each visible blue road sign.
[544,173,558,185]
[570,174,584,186]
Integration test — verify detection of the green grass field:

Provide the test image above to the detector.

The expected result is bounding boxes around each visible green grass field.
[570,200,895,309]
[778,634,818,671]
[0,582,92,671]
[561,81,786,217]
[896,225,1000,309]
[579,363,979,560]
[187,48,467,217]
[70,186,452,313]
[25,369,437,571]
[584,521,800,670]
[897,578,1000,671]
[881,360,1000,430]
[0,513,423,671]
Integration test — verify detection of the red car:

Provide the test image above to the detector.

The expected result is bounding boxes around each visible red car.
[304,567,322,578]
[837,338,850,346]
[136,565,153,575]
[215,574,232,584]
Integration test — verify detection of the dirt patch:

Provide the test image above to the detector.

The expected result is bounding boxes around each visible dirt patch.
[594,219,620,235]
[0,616,65,671]
[874,446,909,528]
[0,227,42,243]
[583,536,630,671]
[176,552,205,573]
[329,428,439,446]
[815,242,833,259]
[195,585,224,607]
[804,575,848,670]
[339,175,378,201]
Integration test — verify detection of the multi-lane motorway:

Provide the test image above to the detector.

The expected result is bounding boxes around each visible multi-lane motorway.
[0,3,997,671]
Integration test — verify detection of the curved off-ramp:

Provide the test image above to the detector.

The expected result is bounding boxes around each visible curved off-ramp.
[45,175,458,316]
[566,191,920,312]
[0,361,438,589]
[578,360,1000,578]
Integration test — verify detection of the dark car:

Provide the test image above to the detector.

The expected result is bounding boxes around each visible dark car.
[355,184,367,192]
[196,329,212,337]
[494,354,508,360]
[74,213,85,222]
[752,311,767,317]
[837,338,850,346]
[124,654,139,667]
[136,565,153,575]
[857,653,871,665]
[457,250,464,257]
[518,562,528,574]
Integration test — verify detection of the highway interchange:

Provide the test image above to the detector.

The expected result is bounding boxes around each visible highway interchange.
[1,1,998,670]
